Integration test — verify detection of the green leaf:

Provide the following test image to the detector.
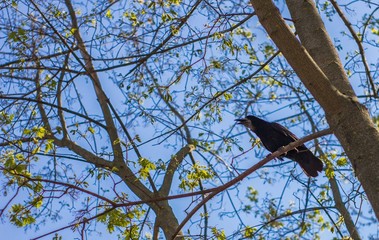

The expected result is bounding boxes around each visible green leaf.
[161,13,173,22]
[223,92,232,101]
[371,28,379,36]
[168,0,182,5]
[31,197,43,208]
[336,157,348,166]
[113,138,120,145]
[138,157,156,180]
[211,60,222,69]
[31,146,40,155]
[325,162,335,179]
[44,139,54,153]
[246,186,258,203]
[88,126,95,134]
[71,27,77,34]
[8,31,18,41]
[179,163,214,191]
[105,9,112,19]
[163,92,173,102]
[211,227,226,240]
[35,127,46,138]
[97,206,145,237]
[10,204,36,227]
[244,226,256,239]
[15,153,24,160]
[263,63,270,72]
[14,164,27,174]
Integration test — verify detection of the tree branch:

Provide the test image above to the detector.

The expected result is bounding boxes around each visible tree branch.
[56,53,71,139]
[329,0,377,97]
[160,144,195,196]
[63,0,124,163]
[250,0,351,115]
[170,128,332,239]
[155,50,280,145]
[53,138,114,169]
[124,0,203,78]
[1,168,116,205]
[0,95,107,130]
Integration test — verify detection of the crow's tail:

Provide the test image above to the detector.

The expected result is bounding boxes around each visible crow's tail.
[290,151,323,177]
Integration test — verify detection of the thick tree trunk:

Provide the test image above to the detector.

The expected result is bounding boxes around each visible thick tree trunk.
[152,200,183,240]
[116,163,183,239]
[249,0,379,221]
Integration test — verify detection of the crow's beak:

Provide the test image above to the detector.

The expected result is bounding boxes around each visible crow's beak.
[235,118,248,124]
[236,117,254,131]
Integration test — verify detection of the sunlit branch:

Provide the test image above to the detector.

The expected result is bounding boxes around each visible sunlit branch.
[160,144,195,196]
[56,53,71,139]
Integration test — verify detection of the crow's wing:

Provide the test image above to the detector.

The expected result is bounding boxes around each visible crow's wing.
[270,122,299,141]
[271,122,310,152]
[268,122,323,177]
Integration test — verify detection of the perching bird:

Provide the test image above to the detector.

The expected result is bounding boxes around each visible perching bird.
[236,115,323,177]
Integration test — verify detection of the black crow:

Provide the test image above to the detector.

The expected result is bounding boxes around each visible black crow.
[236,115,323,177]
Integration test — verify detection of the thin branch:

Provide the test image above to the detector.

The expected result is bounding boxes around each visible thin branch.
[170,128,332,239]
[30,206,116,240]
[89,13,255,73]
[153,50,280,145]
[56,52,71,139]
[0,95,107,129]
[329,0,377,97]
[123,0,203,78]
[1,168,116,205]
[329,174,362,239]
[0,48,79,69]
[293,174,344,238]
[145,64,195,196]
[106,102,158,193]
[34,60,53,135]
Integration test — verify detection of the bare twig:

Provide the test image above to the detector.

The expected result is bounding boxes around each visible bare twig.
[155,50,280,145]
[123,0,203,78]
[330,0,377,97]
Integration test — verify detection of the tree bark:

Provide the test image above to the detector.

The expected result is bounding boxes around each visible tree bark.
[249,0,379,221]
[153,200,183,240]
[286,0,356,98]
